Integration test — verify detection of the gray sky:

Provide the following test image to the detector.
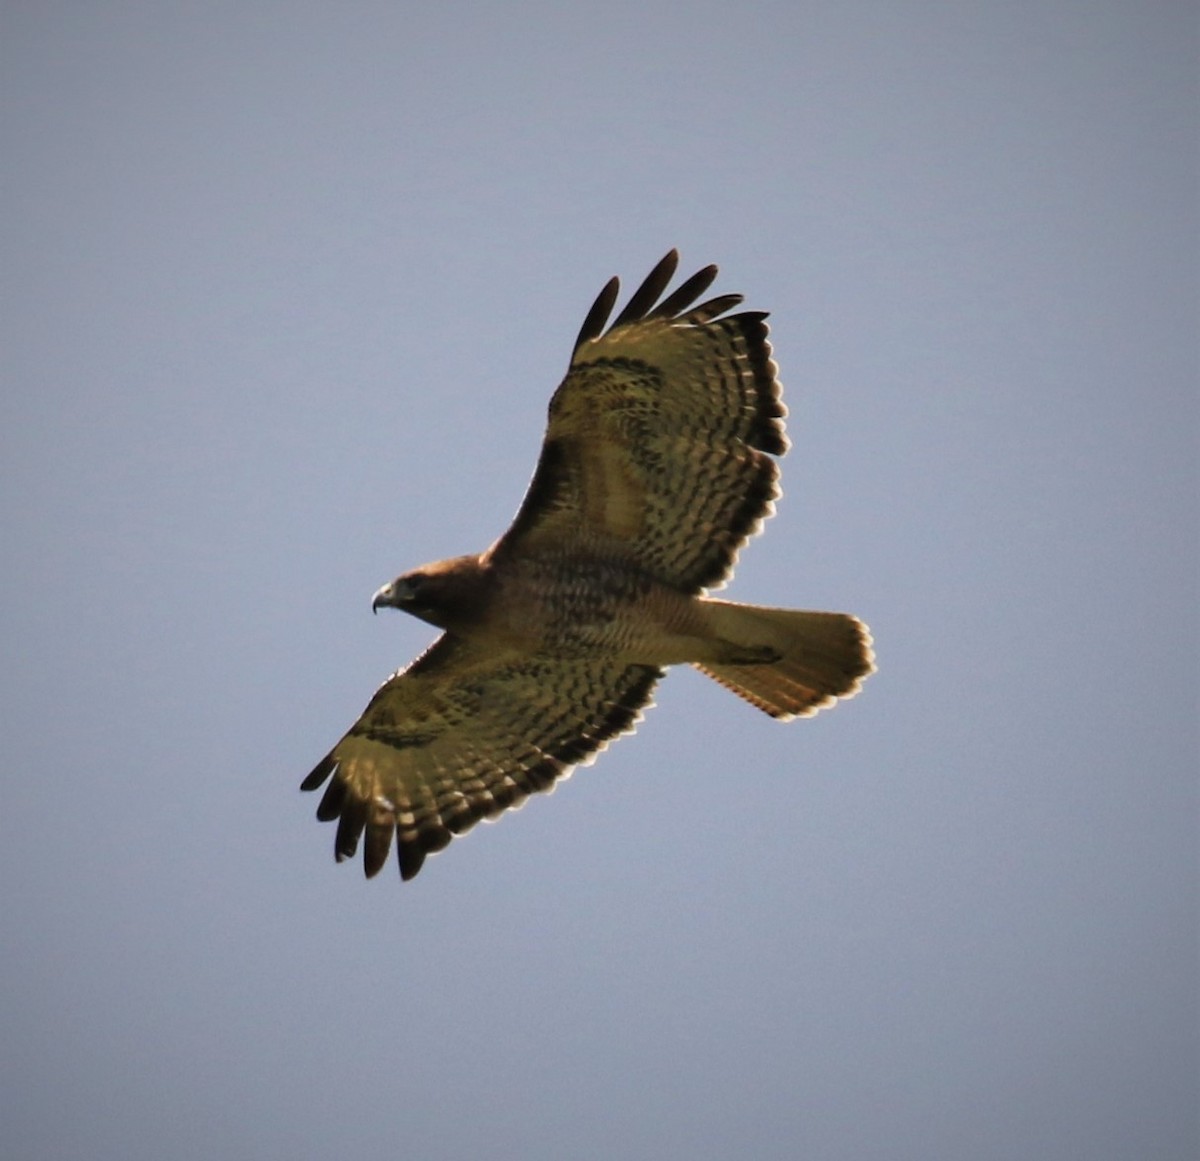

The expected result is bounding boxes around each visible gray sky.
[3,3,1196,1159]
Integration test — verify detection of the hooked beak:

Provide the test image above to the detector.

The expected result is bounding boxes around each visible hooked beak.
[371,578,411,614]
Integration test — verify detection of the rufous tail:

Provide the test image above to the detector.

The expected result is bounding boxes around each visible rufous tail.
[695,601,875,719]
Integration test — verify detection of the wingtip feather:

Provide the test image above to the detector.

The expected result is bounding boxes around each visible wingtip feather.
[610,249,681,329]
[573,275,620,353]
[300,753,336,792]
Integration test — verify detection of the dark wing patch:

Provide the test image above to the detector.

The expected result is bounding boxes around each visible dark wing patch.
[492,251,788,592]
[301,634,662,879]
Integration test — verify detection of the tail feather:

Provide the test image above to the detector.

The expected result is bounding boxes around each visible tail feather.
[695,602,875,720]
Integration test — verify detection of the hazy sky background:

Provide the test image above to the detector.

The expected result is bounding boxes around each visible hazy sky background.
[3,3,1196,1159]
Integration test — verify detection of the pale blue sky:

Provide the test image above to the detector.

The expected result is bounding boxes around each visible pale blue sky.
[3,3,1196,1159]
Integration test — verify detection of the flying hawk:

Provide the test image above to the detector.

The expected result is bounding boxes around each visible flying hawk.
[302,251,874,880]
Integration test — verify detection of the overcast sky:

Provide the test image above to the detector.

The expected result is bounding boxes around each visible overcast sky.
[3,3,1196,1159]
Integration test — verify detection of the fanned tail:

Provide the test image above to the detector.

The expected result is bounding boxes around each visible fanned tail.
[695,602,875,719]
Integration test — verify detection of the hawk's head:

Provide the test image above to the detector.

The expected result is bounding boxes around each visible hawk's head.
[371,554,491,631]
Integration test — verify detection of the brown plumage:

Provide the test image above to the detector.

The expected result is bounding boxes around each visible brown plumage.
[301,251,874,880]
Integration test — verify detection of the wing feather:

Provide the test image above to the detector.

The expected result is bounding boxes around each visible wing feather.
[302,634,662,879]
[648,263,719,319]
[491,254,788,592]
[610,249,679,329]
[573,275,620,353]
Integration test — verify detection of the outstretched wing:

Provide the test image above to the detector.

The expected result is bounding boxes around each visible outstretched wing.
[301,634,662,879]
[489,250,788,593]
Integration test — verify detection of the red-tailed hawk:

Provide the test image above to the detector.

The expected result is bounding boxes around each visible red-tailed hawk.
[302,251,874,880]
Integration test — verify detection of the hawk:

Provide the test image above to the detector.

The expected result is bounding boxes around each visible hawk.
[301,251,874,880]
